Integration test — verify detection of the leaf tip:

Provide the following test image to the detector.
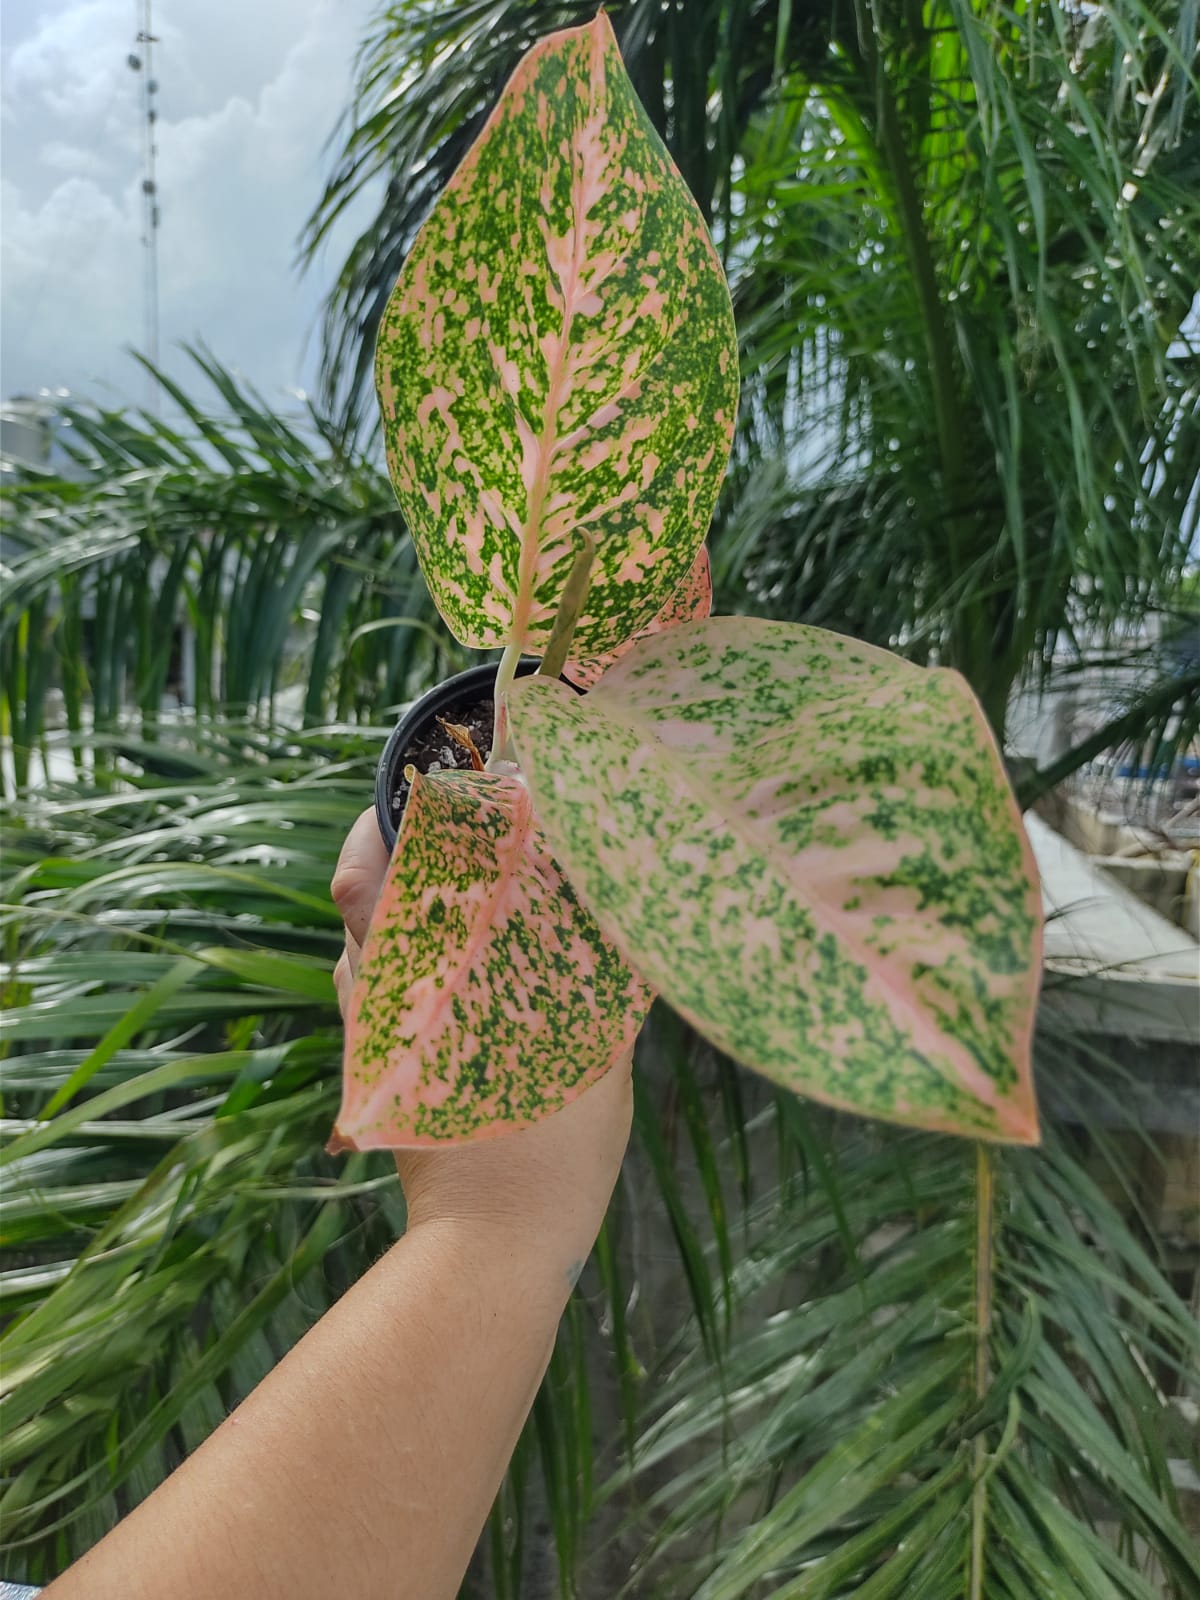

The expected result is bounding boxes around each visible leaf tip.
[995,1094,1041,1147]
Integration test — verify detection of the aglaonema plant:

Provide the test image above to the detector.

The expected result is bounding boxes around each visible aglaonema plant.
[331,13,1042,1154]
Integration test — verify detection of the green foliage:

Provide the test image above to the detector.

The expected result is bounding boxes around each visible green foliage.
[2,735,1197,1590]
[616,1106,1200,1598]
[2,1,1198,1589]
[0,727,396,1579]
[309,0,1200,788]
[0,348,454,795]
[723,0,1199,756]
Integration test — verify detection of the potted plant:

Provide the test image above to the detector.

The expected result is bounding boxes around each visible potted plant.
[331,13,1041,1153]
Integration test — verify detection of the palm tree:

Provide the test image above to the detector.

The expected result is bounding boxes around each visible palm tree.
[0,347,460,795]
[613,1081,1200,1597]
[4,2,1199,1594]
[303,0,1200,788]
[2,684,1200,1587]
[3,364,1197,1597]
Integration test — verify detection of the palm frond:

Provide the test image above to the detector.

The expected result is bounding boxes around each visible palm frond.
[306,0,1199,786]
[612,1065,1200,1598]
[0,349,456,797]
[0,727,747,1589]
[719,0,1199,738]
[0,726,394,1580]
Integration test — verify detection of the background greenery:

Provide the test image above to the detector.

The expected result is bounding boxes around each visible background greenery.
[2,0,1198,1594]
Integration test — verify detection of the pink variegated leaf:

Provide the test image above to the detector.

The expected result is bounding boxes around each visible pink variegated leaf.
[509,616,1043,1145]
[564,545,712,690]
[374,13,738,657]
[332,769,652,1150]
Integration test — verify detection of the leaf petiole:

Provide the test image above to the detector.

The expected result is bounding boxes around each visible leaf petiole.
[486,638,526,770]
[486,535,595,771]
[538,534,596,683]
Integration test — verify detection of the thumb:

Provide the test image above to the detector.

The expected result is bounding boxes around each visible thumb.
[330,807,391,949]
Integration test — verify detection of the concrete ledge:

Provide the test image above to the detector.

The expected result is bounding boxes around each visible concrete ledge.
[1026,814,1199,1047]
[1094,853,1193,928]
[1040,970,1200,1049]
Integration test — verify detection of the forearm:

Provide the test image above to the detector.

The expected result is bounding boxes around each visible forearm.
[45,1219,574,1600]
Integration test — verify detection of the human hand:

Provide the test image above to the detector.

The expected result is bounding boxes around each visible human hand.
[331,808,633,1276]
[44,809,634,1600]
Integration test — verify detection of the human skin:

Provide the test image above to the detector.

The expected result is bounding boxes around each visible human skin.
[44,807,634,1600]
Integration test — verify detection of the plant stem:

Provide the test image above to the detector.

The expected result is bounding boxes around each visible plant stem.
[857,0,966,537]
[486,537,596,771]
[854,0,1002,701]
[538,535,596,683]
[969,1141,994,1600]
[485,638,526,771]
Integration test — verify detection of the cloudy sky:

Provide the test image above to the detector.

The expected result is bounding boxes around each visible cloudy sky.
[2,0,380,412]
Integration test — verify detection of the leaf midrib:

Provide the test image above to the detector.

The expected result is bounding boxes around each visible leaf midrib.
[509,43,600,649]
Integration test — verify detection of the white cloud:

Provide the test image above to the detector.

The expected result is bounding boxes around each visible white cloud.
[1,0,381,410]
[7,0,136,127]
[40,140,116,179]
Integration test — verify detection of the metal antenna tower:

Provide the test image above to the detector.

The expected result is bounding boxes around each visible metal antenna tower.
[127,1,161,412]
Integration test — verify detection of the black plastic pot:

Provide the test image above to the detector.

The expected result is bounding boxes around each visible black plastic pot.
[374,658,542,850]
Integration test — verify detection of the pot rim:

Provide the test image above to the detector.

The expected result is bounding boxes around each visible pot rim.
[374,658,542,851]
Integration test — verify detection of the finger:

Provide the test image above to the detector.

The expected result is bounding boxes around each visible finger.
[335,935,363,1024]
[331,808,390,949]
[333,949,354,1019]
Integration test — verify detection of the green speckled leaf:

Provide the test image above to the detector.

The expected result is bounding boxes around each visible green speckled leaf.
[509,617,1043,1144]
[334,768,651,1149]
[565,544,712,690]
[374,13,738,655]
